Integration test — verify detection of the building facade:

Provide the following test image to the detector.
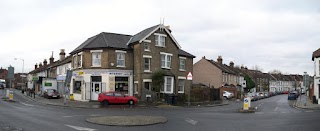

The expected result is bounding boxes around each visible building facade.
[68,24,194,101]
[312,48,320,104]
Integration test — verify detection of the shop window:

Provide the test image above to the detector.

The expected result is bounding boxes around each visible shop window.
[73,80,81,94]
[115,77,128,92]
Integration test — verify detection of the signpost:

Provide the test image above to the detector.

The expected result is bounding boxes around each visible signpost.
[243,97,251,110]
[187,72,193,106]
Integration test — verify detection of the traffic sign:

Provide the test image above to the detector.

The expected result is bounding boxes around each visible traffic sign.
[243,97,251,110]
[187,72,193,80]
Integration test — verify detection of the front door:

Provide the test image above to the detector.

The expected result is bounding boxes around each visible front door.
[91,82,101,100]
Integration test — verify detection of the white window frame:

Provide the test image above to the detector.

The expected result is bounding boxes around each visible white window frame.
[143,55,152,72]
[116,50,126,67]
[78,52,83,68]
[160,52,172,69]
[143,40,151,52]
[178,76,186,93]
[154,33,167,47]
[73,55,77,69]
[160,76,174,94]
[91,51,102,67]
[134,81,138,94]
[179,57,186,71]
[143,79,152,91]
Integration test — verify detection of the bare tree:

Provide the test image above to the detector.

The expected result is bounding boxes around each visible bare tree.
[269,69,282,74]
[251,65,264,72]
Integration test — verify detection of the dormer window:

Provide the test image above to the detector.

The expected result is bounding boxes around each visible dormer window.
[155,33,166,47]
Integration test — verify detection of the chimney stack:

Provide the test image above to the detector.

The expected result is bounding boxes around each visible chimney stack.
[230,61,234,68]
[39,62,43,68]
[59,49,66,61]
[241,65,244,70]
[49,51,54,64]
[35,63,38,70]
[202,56,206,59]
[217,56,223,64]
[43,59,48,66]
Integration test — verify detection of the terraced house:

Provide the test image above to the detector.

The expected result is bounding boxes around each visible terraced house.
[69,24,195,101]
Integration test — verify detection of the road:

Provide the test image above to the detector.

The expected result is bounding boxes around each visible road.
[1,89,320,131]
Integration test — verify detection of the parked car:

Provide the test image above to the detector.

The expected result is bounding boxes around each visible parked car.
[98,92,138,106]
[245,93,258,101]
[43,89,60,99]
[257,92,265,99]
[290,91,299,98]
[288,92,297,100]
[264,92,270,98]
[223,91,234,99]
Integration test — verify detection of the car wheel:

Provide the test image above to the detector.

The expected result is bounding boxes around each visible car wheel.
[128,100,134,105]
[223,96,228,100]
[102,100,109,106]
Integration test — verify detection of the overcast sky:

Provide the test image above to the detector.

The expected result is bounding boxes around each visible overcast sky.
[1,0,319,75]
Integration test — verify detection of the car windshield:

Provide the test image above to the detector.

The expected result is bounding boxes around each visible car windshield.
[47,90,55,93]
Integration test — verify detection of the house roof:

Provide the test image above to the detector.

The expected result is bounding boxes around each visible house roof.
[70,32,132,54]
[29,56,72,74]
[178,49,196,58]
[129,24,160,44]
[312,48,320,60]
[206,59,237,75]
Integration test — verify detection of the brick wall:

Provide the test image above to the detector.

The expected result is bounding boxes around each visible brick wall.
[193,58,222,88]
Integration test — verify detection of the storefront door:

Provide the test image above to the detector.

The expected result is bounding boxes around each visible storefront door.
[91,82,101,100]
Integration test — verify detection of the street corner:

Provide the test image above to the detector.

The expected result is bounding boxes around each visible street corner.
[239,107,255,113]
[86,116,167,126]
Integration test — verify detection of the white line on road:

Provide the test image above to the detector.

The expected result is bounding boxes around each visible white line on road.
[185,118,198,125]
[65,124,96,131]
[20,102,34,107]
[274,107,279,111]
[255,112,264,114]
[305,110,314,113]
[255,107,258,110]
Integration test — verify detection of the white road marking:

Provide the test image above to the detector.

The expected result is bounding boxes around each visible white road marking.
[274,107,279,111]
[255,112,264,114]
[20,102,34,107]
[63,114,100,118]
[305,110,314,113]
[65,124,96,131]
[185,118,198,125]
[281,112,289,114]
[255,107,258,110]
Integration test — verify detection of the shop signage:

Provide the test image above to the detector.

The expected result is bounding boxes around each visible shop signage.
[32,76,39,81]
[78,71,84,75]
[109,72,131,76]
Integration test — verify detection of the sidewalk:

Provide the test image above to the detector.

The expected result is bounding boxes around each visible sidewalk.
[14,89,101,108]
[294,95,320,110]
[13,89,231,109]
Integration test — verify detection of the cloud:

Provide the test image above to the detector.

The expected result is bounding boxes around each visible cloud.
[0,0,319,75]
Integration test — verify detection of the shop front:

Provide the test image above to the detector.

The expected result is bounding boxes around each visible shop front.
[70,69,133,101]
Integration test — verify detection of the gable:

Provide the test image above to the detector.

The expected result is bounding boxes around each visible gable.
[130,24,181,49]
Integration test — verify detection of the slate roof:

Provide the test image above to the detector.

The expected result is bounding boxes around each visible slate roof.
[178,49,196,58]
[129,24,160,44]
[206,59,237,75]
[70,33,132,54]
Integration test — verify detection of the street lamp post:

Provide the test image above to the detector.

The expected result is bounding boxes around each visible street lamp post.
[14,58,24,90]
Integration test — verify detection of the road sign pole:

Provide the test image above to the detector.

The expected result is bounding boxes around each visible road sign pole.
[187,72,193,106]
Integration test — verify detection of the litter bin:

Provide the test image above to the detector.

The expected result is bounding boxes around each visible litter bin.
[172,95,178,105]
[313,96,318,104]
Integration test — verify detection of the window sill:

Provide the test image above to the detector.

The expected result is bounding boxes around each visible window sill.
[117,66,126,68]
[144,70,152,73]
[179,69,186,72]
[155,45,165,48]
[161,67,171,70]
[144,50,151,52]
[91,65,101,67]
[178,91,184,94]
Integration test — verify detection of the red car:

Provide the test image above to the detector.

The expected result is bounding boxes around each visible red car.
[98,92,138,105]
